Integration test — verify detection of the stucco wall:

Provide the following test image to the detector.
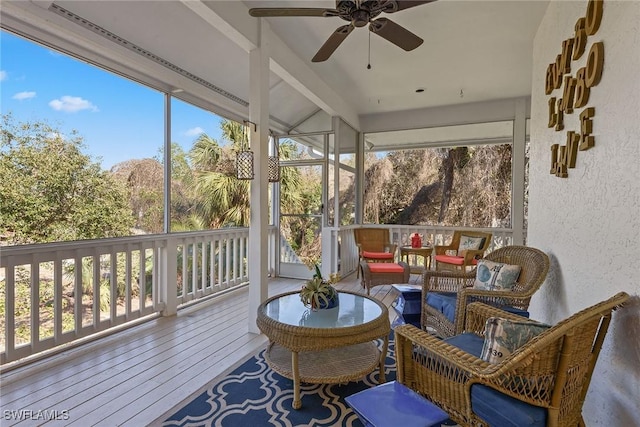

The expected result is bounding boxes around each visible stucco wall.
[528,0,640,424]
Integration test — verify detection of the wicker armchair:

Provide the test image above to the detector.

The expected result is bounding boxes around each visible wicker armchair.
[354,227,397,278]
[396,292,630,426]
[423,245,550,338]
[434,230,492,271]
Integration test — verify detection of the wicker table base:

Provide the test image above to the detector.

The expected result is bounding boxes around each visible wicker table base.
[265,341,382,385]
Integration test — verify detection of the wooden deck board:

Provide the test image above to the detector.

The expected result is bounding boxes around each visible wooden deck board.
[0,275,417,426]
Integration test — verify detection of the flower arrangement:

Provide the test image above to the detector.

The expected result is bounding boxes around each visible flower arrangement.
[300,263,340,310]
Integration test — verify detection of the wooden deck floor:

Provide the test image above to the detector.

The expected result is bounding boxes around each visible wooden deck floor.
[0,273,421,426]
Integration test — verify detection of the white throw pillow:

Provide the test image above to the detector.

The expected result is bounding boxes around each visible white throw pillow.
[473,259,522,291]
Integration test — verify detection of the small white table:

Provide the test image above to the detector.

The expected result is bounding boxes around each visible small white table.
[256,290,390,409]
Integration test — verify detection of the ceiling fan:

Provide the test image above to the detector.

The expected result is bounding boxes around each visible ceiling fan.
[249,1,436,62]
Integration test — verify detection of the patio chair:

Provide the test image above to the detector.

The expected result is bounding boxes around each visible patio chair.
[434,230,492,271]
[354,227,397,278]
[423,245,549,338]
[394,292,630,426]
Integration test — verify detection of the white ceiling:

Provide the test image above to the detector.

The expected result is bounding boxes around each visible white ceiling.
[1,0,549,135]
[250,0,549,115]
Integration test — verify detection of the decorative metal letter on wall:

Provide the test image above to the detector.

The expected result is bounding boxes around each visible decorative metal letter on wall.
[546,0,605,178]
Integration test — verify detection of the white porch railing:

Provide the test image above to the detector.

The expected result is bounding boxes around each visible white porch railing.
[1,224,513,366]
[0,228,253,365]
[335,225,517,278]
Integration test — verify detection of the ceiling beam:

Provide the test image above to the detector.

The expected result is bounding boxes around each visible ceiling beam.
[182,1,360,131]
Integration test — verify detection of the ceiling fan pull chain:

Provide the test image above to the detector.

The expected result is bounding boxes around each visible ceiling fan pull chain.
[367,30,372,69]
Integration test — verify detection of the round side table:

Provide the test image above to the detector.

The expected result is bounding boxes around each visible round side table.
[400,245,433,274]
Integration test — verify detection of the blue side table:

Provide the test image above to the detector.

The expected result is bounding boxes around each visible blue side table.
[390,284,422,329]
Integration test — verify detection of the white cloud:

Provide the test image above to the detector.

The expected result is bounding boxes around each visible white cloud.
[13,91,36,101]
[186,127,204,136]
[49,96,99,113]
[0,71,7,81]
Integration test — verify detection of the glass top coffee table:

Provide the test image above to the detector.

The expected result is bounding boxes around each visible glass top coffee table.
[256,290,390,409]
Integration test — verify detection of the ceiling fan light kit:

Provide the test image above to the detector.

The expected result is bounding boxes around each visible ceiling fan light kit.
[249,0,435,62]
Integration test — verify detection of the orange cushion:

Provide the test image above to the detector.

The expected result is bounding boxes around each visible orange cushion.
[435,255,478,266]
[362,251,394,260]
[369,263,404,273]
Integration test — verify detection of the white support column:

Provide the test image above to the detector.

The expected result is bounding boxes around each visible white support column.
[160,238,178,316]
[247,21,270,334]
[356,132,364,224]
[512,98,527,245]
[164,93,172,233]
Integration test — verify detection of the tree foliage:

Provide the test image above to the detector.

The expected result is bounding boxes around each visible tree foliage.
[0,114,133,244]
[363,145,512,227]
[110,158,164,233]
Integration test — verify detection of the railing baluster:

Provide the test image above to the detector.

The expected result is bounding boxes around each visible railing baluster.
[74,254,83,334]
[30,262,39,351]
[217,238,223,290]
[139,247,146,313]
[5,262,16,363]
[200,240,206,294]
[110,252,117,325]
[54,259,63,343]
[92,253,100,330]
[234,234,239,285]
[225,237,231,289]
[191,241,197,298]
[209,239,215,291]
[125,247,132,319]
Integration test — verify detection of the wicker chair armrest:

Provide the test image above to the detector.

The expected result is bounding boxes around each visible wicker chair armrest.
[453,289,535,334]
[423,269,475,293]
[434,244,455,255]
[464,302,540,334]
[458,288,533,311]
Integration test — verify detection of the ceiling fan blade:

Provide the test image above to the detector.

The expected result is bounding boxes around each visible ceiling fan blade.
[369,17,423,51]
[392,0,437,12]
[374,0,436,14]
[249,8,338,18]
[312,24,355,62]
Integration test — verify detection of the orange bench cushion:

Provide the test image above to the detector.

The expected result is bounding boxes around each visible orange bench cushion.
[368,263,405,273]
[362,251,394,260]
[435,255,479,266]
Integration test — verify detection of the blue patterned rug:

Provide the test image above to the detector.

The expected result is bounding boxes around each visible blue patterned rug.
[161,334,396,427]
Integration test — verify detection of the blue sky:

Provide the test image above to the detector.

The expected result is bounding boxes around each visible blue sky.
[1,30,224,170]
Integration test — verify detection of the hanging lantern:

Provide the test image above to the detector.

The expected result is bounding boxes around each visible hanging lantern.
[236,150,254,180]
[268,156,280,182]
[236,121,254,180]
[268,134,280,182]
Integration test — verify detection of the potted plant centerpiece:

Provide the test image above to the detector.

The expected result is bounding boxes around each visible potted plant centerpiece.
[300,264,340,310]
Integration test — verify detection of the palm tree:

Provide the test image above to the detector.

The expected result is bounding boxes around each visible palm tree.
[187,120,306,229]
